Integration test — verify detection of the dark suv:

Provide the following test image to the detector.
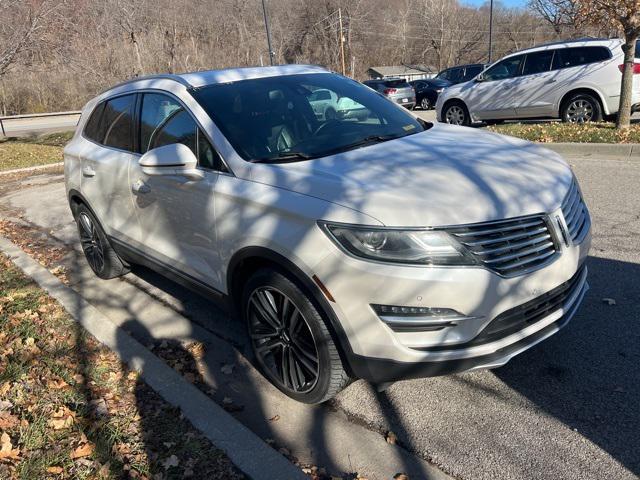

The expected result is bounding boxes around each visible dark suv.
[409,78,451,110]
[436,63,487,85]
[362,78,415,109]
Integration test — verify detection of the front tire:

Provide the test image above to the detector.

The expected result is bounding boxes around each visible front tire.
[74,204,128,280]
[561,93,602,123]
[443,101,470,126]
[242,268,350,404]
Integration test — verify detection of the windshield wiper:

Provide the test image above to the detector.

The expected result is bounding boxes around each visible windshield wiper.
[250,151,313,164]
[319,133,405,156]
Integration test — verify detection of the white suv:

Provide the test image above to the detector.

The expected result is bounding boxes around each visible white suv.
[64,65,591,403]
[437,38,639,125]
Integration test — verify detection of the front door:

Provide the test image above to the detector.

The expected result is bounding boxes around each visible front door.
[465,55,525,120]
[128,92,227,290]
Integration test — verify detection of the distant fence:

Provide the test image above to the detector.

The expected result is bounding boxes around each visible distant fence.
[0,111,81,137]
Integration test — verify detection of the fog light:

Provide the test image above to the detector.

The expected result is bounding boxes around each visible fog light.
[371,304,480,332]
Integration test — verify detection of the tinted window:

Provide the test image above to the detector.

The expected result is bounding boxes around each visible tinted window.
[101,95,135,151]
[523,50,554,75]
[83,102,105,142]
[192,73,425,162]
[448,68,464,83]
[141,93,225,171]
[552,46,610,69]
[463,65,483,80]
[436,69,451,81]
[483,55,524,81]
[383,79,410,88]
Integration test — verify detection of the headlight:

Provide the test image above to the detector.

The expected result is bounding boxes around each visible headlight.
[319,223,476,265]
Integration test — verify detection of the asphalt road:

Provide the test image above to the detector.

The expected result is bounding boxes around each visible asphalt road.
[0,113,80,137]
[0,149,638,479]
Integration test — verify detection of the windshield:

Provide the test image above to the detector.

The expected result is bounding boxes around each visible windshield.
[191,73,426,162]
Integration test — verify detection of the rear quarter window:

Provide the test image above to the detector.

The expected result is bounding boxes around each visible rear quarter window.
[553,46,611,69]
[101,94,136,151]
[83,103,105,143]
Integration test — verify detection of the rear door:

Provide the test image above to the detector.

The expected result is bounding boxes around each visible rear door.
[80,93,140,244]
[512,50,557,117]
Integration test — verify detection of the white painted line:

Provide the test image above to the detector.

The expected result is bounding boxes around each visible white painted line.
[0,236,306,480]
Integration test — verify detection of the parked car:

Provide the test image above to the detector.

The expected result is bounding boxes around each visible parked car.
[307,88,369,121]
[437,38,638,126]
[435,63,487,85]
[65,64,591,404]
[409,78,451,110]
[362,78,415,109]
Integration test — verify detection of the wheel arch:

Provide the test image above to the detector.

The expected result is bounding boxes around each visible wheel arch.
[558,87,609,116]
[67,189,93,218]
[226,246,358,377]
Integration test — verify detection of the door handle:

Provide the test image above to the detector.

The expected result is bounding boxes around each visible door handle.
[82,165,96,177]
[545,79,557,84]
[131,179,150,194]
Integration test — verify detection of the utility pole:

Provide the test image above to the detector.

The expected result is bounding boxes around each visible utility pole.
[338,8,346,76]
[488,0,494,63]
[261,0,275,66]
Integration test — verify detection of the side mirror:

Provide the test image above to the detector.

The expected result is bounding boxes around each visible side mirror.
[139,143,203,180]
[475,73,485,83]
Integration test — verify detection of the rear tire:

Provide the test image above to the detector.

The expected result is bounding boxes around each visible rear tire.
[242,268,350,404]
[561,93,602,123]
[420,97,432,110]
[74,204,128,280]
[443,101,470,126]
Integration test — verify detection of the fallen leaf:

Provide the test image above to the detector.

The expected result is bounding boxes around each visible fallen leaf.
[70,442,95,459]
[48,416,74,430]
[0,432,20,459]
[0,400,13,412]
[0,412,20,429]
[162,454,179,470]
[46,466,64,474]
[269,414,280,422]
[386,431,398,445]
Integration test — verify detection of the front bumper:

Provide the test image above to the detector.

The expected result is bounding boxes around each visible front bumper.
[313,210,591,382]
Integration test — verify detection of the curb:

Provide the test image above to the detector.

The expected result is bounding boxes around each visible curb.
[0,162,64,176]
[535,142,640,158]
[0,235,306,480]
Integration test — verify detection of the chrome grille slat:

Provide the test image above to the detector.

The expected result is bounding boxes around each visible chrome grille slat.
[472,232,551,256]
[482,241,555,264]
[561,178,590,244]
[462,226,549,247]
[446,214,559,277]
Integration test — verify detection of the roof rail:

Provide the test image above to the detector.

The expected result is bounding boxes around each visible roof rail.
[531,37,615,49]
[100,73,192,95]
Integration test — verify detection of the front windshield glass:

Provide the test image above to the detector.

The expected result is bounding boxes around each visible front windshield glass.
[191,73,427,162]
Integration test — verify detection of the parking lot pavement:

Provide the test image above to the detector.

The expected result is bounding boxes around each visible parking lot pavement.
[1,152,638,480]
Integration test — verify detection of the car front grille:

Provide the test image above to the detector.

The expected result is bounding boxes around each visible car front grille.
[445,215,559,277]
[561,178,590,244]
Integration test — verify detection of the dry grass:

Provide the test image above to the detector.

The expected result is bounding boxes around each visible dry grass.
[0,254,244,480]
[487,122,640,144]
[0,143,62,172]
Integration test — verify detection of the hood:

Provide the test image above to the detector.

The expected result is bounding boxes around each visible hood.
[250,123,573,227]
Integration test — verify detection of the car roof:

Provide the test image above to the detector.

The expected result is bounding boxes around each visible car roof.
[104,64,331,94]
[502,38,623,59]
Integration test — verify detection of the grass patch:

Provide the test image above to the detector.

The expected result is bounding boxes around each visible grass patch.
[0,132,71,171]
[0,254,244,479]
[487,121,640,143]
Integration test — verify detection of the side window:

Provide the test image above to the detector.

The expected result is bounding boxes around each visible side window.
[437,69,450,81]
[522,50,554,75]
[553,46,610,69]
[464,65,482,80]
[141,93,226,171]
[483,55,524,81]
[101,95,135,151]
[83,102,105,143]
[449,68,464,83]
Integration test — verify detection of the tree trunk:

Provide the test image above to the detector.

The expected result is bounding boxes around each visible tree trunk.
[617,35,638,129]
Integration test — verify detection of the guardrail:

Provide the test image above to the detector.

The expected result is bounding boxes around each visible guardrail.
[0,110,81,136]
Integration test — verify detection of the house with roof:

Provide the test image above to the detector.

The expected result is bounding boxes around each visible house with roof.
[366,65,438,81]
